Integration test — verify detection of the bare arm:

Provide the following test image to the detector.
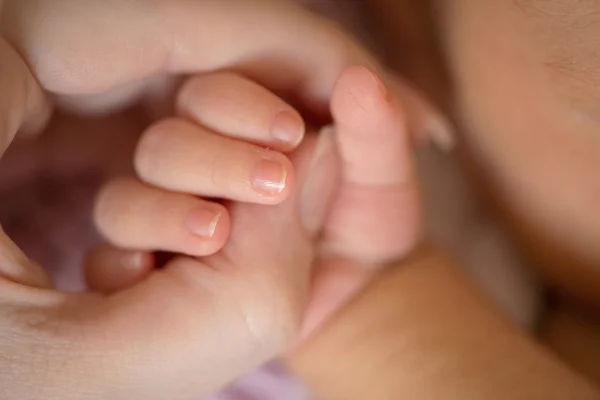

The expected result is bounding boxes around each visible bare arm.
[288,248,599,399]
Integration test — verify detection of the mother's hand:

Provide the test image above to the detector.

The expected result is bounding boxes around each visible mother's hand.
[0,34,307,400]
[0,1,446,397]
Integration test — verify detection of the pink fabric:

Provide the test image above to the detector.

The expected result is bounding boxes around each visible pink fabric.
[204,363,313,400]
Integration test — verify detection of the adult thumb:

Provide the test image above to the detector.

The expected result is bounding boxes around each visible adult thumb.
[0,133,339,400]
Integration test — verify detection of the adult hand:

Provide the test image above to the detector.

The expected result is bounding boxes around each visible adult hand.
[0,1,444,398]
[1,59,413,400]
[0,0,443,285]
[86,64,422,345]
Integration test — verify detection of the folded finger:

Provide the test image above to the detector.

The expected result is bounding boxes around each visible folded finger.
[177,72,304,151]
[135,118,294,204]
[85,245,154,293]
[95,178,230,257]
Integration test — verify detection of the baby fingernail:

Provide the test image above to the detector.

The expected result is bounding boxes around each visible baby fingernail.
[252,157,288,196]
[120,252,151,271]
[185,208,221,238]
[271,111,305,147]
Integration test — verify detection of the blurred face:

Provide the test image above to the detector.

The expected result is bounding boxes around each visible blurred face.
[439,0,600,301]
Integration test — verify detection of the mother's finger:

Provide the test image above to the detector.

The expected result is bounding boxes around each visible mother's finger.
[1,0,375,112]
[2,1,450,146]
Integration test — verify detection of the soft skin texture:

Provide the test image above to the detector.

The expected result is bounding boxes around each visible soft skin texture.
[438,0,600,304]
[0,1,440,398]
[371,0,600,388]
[289,248,600,400]
[89,66,420,343]
[275,1,600,398]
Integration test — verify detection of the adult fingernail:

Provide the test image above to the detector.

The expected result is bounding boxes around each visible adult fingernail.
[427,114,455,152]
[252,156,288,196]
[185,208,221,238]
[271,110,305,148]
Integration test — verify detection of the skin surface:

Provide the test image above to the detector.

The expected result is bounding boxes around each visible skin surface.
[292,0,600,395]
[75,1,600,397]
[0,1,439,398]
[437,0,600,303]
[292,11,599,381]
[5,0,600,398]
[289,248,599,400]
[90,2,600,397]
[433,0,600,383]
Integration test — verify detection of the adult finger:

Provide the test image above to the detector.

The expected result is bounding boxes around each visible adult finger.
[2,1,450,145]
[1,0,375,112]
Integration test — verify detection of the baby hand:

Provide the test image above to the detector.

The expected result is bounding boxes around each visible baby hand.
[89,67,420,342]
[92,72,305,266]
[80,73,335,390]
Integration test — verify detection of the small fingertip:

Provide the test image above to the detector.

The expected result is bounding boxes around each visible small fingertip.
[185,208,222,238]
[182,207,231,257]
[120,251,154,272]
[85,247,154,293]
[271,110,305,149]
[251,152,294,202]
[252,159,288,196]
[336,65,389,102]
[332,66,391,121]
